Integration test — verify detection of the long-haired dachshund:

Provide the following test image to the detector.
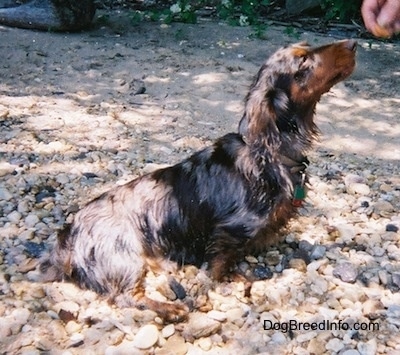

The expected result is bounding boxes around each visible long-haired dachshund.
[41,40,357,322]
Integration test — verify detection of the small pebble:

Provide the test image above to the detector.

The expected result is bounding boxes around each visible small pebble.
[271,332,286,344]
[333,262,358,283]
[391,273,400,289]
[362,299,384,320]
[299,240,313,252]
[253,265,273,280]
[0,187,13,201]
[386,224,399,232]
[264,251,280,266]
[288,258,307,272]
[184,313,221,340]
[197,337,212,351]
[342,350,360,355]
[373,200,394,216]
[161,334,187,355]
[357,338,377,355]
[386,304,400,321]
[25,214,40,228]
[24,242,46,258]
[310,245,326,260]
[207,310,227,322]
[7,211,22,223]
[325,338,344,352]
[245,255,258,264]
[133,324,159,349]
[168,277,186,300]
[161,324,175,339]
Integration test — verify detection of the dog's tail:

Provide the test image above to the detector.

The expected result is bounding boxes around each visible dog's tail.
[39,225,72,282]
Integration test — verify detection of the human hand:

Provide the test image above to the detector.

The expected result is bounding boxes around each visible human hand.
[361,0,400,38]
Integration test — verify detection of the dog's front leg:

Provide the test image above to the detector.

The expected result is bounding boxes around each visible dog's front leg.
[206,230,247,281]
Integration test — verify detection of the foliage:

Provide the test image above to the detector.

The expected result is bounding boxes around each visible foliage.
[321,0,362,22]
[216,0,270,27]
[127,0,363,37]
[144,0,198,24]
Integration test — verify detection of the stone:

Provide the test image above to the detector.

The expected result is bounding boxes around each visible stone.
[160,334,187,355]
[333,262,358,283]
[347,183,371,196]
[310,245,326,260]
[84,327,104,346]
[342,350,360,355]
[56,174,70,184]
[106,339,137,355]
[307,338,326,354]
[17,200,30,213]
[373,200,394,216]
[344,173,364,185]
[325,338,344,352]
[253,265,273,280]
[7,210,22,223]
[386,224,399,233]
[0,319,12,339]
[12,308,31,324]
[335,223,356,242]
[299,240,313,252]
[357,338,377,355]
[271,331,286,344]
[25,214,40,228]
[386,304,400,326]
[225,308,245,324]
[207,310,227,322]
[19,230,34,241]
[133,324,159,349]
[161,324,175,339]
[197,337,212,351]
[391,273,400,289]
[378,270,389,286]
[0,187,13,201]
[0,162,16,176]
[289,258,307,272]
[65,320,83,335]
[344,174,370,195]
[237,261,250,274]
[362,299,384,320]
[168,277,186,300]
[184,313,221,340]
[245,255,258,264]
[296,331,318,344]
[382,232,398,241]
[54,300,80,315]
[265,251,280,266]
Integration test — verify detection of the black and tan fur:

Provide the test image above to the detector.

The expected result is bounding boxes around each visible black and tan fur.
[41,40,357,322]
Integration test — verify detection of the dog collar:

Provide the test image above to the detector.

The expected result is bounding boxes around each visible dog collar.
[279,154,309,174]
[279,154,308,207]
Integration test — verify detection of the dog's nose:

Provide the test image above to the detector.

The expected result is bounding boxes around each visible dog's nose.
[344,39,357,52]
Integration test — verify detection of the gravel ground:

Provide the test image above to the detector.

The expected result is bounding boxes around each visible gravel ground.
[0,10,399,354]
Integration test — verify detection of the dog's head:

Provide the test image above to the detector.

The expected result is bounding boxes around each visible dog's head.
[240,40,357,145]
[286,40,357,104]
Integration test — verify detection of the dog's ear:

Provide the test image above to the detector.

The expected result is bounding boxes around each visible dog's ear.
[241,87,289,141]
[266,89,289,118]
